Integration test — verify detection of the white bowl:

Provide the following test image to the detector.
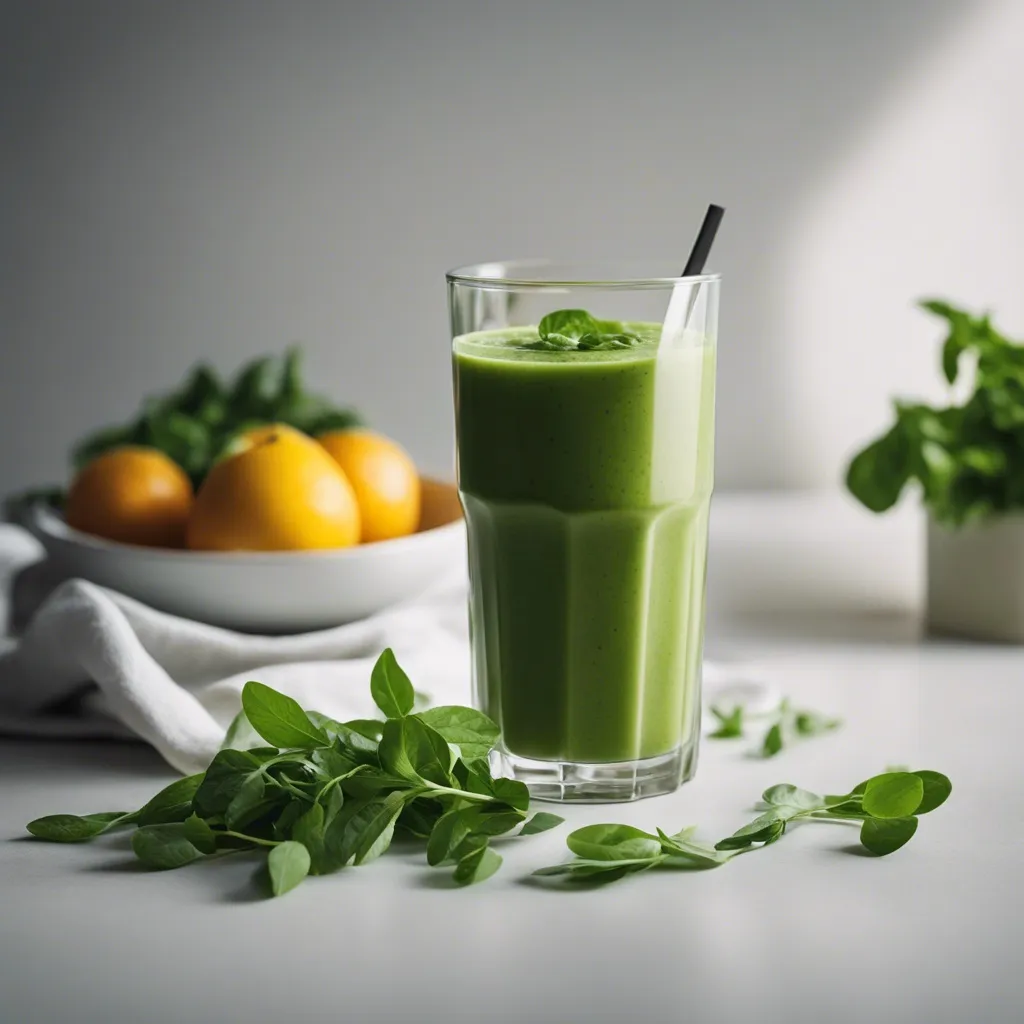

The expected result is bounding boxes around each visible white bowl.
[23,480,466,634]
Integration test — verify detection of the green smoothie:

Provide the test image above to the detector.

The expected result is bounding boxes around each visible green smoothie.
[453,320,715,766]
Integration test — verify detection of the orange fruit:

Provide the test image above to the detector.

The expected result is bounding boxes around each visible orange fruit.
[318,429,421,543]
[187,425,360,551]
[65,447,193,548]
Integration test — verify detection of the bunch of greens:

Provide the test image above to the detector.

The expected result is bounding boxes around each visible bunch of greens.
[74,348,360,494]
[709,698,841,757]
[847,300,1024,526]
[524,309,644,352]
[534,769,950,885]
[26,650,561,896]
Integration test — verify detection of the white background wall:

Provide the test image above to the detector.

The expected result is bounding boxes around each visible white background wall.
[2,0,1021,494]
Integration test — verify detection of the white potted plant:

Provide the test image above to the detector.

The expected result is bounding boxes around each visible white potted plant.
[846,300,1024,642]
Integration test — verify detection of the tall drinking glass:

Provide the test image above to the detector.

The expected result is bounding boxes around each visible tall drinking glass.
[449,262,719,801]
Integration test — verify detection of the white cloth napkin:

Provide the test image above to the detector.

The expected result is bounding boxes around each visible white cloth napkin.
[0,523,776,775]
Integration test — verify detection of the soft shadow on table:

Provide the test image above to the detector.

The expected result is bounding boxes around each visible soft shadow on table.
[415,870,458,891]
[77,848,270,902]
[82,857,150,875]
[831,844,877,859]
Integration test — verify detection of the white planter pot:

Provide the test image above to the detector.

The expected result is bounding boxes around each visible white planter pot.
[927,515,1024,642]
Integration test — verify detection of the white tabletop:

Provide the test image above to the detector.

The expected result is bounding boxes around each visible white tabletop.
[1,497,1021,1024]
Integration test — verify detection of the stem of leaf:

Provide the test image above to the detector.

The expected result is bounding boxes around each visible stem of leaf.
[421,782,496,804]
[221,830,282,848]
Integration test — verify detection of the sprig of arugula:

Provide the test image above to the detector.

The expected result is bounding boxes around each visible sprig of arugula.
[847,300,1024,526]
[708,698,841,757]
[523,309,644,352]
[25,649,562,897]
[533,769,951,885]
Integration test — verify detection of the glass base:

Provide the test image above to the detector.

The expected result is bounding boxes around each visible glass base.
[495,742,698,803]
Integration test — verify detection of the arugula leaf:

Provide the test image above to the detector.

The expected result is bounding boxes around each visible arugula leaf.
[181,813,218,854]
[523,309,646,353]
[426,807,474,866]
[793,711,841,736]
[576,332,642,351]
[193,748,275,817]
[533,857,664,884]
[655,828,728,868]
[132,824,204,870]
[415,706,500,760]
[520,812,565,836]
[241,681,329,749]
[912,770,952,814]
[137,773,205,826]
[453,843,503,886]
[290,803,329,873]
[225,771,269,831]
[538,309,599,344]
[343,719,386,742]
[709,705,744,739]
[762,784,825,812]
[565,824,662,862]
[715,812,787,851]
[861,773,925,819]
[379,717,453,786]
[338,792,407,866]
[26,812,131,843]
[268,841,311,896]
[762,723,784,757]
[860,816,919,856]
[370,648,415,719]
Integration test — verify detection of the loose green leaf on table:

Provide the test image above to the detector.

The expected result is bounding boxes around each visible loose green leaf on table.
[709,705,744,738]
[716,770,950,858]
[537,769,952,887]
[705,696,840,758]
[566,824,662,862]
[762,723,784,757]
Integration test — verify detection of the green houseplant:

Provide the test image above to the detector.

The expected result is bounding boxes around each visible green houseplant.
[846,300,1024,640]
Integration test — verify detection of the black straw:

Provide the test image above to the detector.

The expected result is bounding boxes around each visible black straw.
[682,204,725,277]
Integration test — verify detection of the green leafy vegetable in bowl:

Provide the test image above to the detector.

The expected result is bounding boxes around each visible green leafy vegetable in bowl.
[75,348,362,489]
[846,301,1024,526]
[15,349,362,516]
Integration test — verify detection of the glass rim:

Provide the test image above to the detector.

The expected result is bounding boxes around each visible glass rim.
[446,259,721,291]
